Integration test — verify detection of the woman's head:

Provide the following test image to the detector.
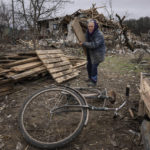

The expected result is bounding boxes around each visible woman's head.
[88,20,95,33]
[87,19,99,34]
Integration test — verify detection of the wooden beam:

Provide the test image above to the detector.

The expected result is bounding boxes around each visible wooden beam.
[11,66,46,80]
[72,17,86,55]
[4,57,39,68]
[39,57,69,64]
[73,61,87,69]
[49,65,73,73]
[36,49,63,55]
[11,62,42,72]
[56,72,78,83]
[52,69,78,78]
[46,61,70,69]
[38,53,65,59]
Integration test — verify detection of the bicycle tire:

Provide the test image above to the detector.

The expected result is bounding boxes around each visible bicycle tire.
[19,85,87,149]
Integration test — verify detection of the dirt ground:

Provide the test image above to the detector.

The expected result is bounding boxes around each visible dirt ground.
[0,51,147,150]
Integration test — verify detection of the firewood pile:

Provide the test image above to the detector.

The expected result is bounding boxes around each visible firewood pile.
[0,50,86,97]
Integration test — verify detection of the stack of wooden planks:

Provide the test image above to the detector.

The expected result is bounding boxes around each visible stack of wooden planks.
[36,50,79,83]
[0,49,86,96]
[1,52,46,81]
[0,52,45,96]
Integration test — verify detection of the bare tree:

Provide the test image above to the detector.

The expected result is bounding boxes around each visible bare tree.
[104,0,114,20]
[16,0,71,49]
[116,14,134,51]
[0,1,11,27]
[0,1,12,42]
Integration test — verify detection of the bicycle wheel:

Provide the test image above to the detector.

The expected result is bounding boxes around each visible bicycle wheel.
[19,86,87,149]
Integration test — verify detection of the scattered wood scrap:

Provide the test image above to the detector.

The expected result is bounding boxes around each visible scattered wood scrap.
[36,49,79,83]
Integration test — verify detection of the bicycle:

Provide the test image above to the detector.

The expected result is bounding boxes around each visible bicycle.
[19,85,130,149]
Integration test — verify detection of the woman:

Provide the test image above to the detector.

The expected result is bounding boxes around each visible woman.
[80,19,106,86]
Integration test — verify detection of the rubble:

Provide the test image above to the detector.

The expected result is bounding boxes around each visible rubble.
[37,4,150,54]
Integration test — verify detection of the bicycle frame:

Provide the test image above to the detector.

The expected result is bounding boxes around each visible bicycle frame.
[50,85,130,125]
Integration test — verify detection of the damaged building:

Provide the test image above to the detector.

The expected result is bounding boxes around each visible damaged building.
[37,5,138,51]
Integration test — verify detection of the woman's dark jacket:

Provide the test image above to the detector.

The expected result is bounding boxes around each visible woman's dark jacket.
[82,29,106,64]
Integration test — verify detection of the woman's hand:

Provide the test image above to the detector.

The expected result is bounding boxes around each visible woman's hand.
[79,41,83,46]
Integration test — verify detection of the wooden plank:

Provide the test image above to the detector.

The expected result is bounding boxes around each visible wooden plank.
[49,65,73,73]
[73,61,87,69]
[11,66,46,80]
[0,69,10,76]
[52,69,78,78]
[46,61,70,69]
[4,57,39,68]
[56,72,78,83]
[5,72,17,78]
[38,53,65,59]
[11,62,42,72]
[72,18,86,43]
[39,57,68,64]
[72,17,86,55]
[52,70,73,78]
[36,49,63,55]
